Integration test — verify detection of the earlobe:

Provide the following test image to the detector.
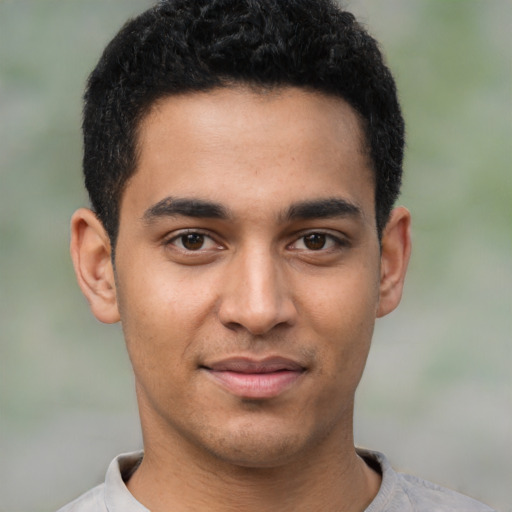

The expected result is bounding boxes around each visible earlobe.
[377,206,412,318]
[70,208,120,324]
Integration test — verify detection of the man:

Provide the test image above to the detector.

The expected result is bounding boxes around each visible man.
[61,0,495,510]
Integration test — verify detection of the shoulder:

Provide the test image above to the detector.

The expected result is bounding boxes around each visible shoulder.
[55,451,146,512]
[397,472,496,511]
[358,449,496,512]
[56,483,107,512]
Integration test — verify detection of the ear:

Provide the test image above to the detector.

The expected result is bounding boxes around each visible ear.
[377,206,412,318]
[70,208,120,324]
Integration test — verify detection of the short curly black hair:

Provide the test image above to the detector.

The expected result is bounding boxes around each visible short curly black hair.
[83,0,404,246]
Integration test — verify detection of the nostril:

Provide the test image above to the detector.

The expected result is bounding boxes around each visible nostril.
[219,306,296,336]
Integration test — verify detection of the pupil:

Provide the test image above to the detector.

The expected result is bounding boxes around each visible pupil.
[304,233,326,250]
[182,233,204,250]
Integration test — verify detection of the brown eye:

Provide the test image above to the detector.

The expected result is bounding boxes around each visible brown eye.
[303,233,327,250]
[168,231,220,253]
[181,233,205,250]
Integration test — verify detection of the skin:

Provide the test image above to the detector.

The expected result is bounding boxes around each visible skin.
[70,86,411,511]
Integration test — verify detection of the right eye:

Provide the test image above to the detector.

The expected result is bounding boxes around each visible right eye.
[168,232,219,251]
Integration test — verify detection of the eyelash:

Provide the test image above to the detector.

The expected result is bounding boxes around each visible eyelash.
[164,229,348,253]
[165,230,221,252]
[288,231,349,252]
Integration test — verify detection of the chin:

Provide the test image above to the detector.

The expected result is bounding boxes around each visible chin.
[211,437,303,469]
[196,416,322,469]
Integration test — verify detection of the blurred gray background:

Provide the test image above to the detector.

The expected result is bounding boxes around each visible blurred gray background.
[0,1,510,510]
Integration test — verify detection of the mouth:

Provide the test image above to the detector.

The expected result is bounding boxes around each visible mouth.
[201,357,306,399]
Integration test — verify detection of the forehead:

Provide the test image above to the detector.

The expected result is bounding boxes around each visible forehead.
[122,86,375,224]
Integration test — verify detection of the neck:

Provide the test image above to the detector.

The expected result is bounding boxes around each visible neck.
[127,414,381,512]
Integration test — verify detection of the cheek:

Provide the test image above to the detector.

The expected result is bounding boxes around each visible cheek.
[115,264,216,376]
[299,268,380,373]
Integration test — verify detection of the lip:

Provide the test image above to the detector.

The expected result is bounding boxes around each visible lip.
[202,357,306,399]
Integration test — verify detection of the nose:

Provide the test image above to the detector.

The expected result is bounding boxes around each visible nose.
[217,247,297,335]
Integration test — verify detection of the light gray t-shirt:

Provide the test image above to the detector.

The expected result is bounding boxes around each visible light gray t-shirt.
[57,449,495,511]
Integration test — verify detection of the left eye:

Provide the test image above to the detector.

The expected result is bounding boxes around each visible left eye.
[170,232,218,251]
[292,233,338,251]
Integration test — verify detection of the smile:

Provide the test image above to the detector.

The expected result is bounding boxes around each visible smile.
[202,357,306,399]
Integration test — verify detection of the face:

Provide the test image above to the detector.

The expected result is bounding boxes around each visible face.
[77,86,409,469]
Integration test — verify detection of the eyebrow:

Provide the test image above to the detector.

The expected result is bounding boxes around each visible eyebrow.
[284,198,362,221]
[142,197,230,223]
[142,196,362,224]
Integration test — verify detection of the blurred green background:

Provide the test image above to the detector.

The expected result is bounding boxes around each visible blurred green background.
[0,1,510,510]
